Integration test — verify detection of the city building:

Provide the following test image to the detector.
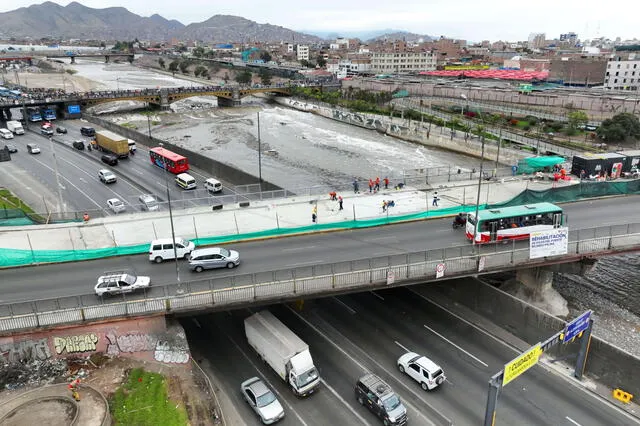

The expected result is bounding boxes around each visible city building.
[549,57,607,86]
[370,51,436,73]
[559,32,578,46]
[296,45,309,61]
[528,33,546,49]
[604,50,640,90]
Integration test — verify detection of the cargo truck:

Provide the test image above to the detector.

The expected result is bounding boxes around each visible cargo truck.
[7,121,24,135]
[95,130,129,158]
[245,311,320,397]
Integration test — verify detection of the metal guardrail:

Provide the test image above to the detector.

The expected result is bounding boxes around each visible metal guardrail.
[0,223,639,333]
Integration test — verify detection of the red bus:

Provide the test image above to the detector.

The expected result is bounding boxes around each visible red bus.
[149,147,189,174]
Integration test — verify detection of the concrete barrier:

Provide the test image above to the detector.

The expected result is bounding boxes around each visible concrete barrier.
[432,278,640,398]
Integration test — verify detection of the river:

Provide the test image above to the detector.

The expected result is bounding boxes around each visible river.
[66,58,640,356]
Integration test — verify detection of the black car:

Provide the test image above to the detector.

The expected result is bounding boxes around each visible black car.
[355,374,408,425]
[56,126,68,134]
[5,144,17,153]
[80,126,96,137]
[72,140,85,150]
[101,154,118,166]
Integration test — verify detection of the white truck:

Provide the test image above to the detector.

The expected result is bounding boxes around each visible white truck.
[245,311,320,397]
[7,121,24,135]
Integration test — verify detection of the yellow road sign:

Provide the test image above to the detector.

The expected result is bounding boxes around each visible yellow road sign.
[503,343,542,386]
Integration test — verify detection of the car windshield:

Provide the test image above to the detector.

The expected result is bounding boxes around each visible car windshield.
[256,390,276,407]
[219,248,230,257]
[298,367,318,386]
[123,274,136,285]
[383,395,401,412]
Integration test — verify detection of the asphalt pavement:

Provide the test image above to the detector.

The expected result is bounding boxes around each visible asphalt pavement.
[183,285,639,425]
[0,196,637,305]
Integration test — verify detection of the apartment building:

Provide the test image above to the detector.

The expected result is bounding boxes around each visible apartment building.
[296,44,310,61]
[604,51,640,90]
[370,51,436,73]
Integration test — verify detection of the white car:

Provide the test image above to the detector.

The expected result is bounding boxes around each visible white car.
[139,194,159,211]
[94,272,151,297]
[107,198,126,213]
[98,169,117,184]
[397,352,446,390]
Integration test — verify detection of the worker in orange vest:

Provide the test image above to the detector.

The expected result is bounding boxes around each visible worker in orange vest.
[83,212,90,222]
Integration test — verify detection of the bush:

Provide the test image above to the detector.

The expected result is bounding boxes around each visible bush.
[522,125,531,131]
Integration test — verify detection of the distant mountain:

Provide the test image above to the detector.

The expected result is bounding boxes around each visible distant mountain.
[0,2,321,43]
[180,15,321,43]
[303,29,434,42]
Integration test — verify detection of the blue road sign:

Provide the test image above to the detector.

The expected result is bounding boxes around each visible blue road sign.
[563,310,592,343]
[67,105,81,114]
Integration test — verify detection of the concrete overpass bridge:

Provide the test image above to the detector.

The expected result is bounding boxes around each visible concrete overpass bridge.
[0,221,638,334]
[0,85,302,115]
[44,52,135,64]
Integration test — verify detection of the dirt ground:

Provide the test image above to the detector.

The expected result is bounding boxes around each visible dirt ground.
[0,356,220,426]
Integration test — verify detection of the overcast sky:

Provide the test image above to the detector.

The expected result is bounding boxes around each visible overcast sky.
[2,0,638,42]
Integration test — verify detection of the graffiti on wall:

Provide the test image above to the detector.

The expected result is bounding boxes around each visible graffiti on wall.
[53,333,99,354]
[154,341,189,364]
[0,338,51,362]
[106,332,189,364]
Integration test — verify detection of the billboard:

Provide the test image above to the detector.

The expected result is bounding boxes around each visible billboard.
[67,105,81,114]
[503,343,542,386]
[529,227,569,259]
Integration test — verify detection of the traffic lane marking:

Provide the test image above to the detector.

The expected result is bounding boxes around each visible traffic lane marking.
[332,297,357,315]
[370,291,385,301]
[320,378,373,426]
[566,416,581,426]
[423,324,488,367]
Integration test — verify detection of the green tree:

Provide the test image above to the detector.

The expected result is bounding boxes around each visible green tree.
[316,56,327,68]
[567,111,589,131]
[178,61,190,74]
[597,113,640,143]
[158,58,165,69]
[235,70,252,85]
[192,46,205,57]
[299,59,311,68]
[194,65,208,77]
[260,51,272,63]
[168,60,179,75]
[259,68,272,86]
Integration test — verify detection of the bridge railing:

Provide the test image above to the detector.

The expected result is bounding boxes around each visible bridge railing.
[0,222,639,333]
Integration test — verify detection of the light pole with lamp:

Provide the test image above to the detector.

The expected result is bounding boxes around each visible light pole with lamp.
[472,134,486,246]
[49,136,65,214]
[256,111,262,185]
[116,77,120,91]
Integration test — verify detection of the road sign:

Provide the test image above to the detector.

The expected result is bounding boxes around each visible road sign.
[503,343,542,386]
[386,270,395,285]
[435,263,446,278]
[563,310,592,343]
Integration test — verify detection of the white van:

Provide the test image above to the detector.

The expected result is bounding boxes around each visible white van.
[128,139,137,152]
[175,173,196,190]
[149,238,196,263]
[0,129,14,140]
[204,178,223,193]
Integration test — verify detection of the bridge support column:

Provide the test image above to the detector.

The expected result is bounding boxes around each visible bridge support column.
[105,55,110,63]
[514,267,568,317]
[70,56,75,64]
[217,96,241,107]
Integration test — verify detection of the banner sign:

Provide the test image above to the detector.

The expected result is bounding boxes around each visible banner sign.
[529,227,568,259]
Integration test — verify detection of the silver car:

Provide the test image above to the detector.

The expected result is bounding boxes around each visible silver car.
[241,377,284,424]
[188,247,240,272]
[138,194,159,211]
[107,198,126,214]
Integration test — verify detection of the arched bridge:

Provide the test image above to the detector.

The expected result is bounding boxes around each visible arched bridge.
[0,85,307,112]
[45,53,135,64]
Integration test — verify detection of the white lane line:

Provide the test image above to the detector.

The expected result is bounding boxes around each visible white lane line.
[423,324,488,367]
[332,297,357,314]
[566,416,582,426]
[222,325,310,426]
[320,378,373,425]
[394,341,410,353]
[283,245,316,251]
[370,291,385,301]
[284,260,324,267]
[366,236,397,241]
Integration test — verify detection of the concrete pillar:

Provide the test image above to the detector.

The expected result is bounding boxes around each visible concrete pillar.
[70,56,75,64]
[515,267,568,317]
[105,55,109,63]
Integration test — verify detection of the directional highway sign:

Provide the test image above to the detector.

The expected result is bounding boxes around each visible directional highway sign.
[563,310,592,343]
[502,343,542,386]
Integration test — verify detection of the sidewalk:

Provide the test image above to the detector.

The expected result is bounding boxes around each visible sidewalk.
[0,177,573,256]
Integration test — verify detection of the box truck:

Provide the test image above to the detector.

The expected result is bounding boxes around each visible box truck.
[245,311,320,397]
[95,130,129,158]
[6,121,24,135]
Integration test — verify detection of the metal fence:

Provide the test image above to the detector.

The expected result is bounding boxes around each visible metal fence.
[1,223,638,333]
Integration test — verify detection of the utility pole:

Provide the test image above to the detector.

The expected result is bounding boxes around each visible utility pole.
[257,112,262,185]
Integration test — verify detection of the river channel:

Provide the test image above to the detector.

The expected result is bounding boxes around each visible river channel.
[67,59,640,355]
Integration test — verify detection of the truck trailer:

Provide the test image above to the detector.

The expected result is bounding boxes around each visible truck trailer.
[95,130,129,158]
[245,311,320,397]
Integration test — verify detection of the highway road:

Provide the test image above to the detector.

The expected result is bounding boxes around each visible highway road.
[183,286,639,425]
[2,112,238,215]
[0,196,638,305]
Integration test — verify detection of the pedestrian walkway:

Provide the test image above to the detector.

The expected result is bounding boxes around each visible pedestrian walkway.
[0,176,583,267]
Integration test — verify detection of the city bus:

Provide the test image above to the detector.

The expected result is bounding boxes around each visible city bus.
[149,147,189,174]
[465,203,564,243]
[26,107,42,122]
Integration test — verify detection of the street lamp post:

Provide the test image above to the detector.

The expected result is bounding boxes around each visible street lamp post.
[49,136,65,214]
[472,135,486,246]
[157,140,182,295]
[257,112,262,185]
[116,77,120,91]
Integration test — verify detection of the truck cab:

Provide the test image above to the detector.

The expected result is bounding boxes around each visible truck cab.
[287,350,319,396]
